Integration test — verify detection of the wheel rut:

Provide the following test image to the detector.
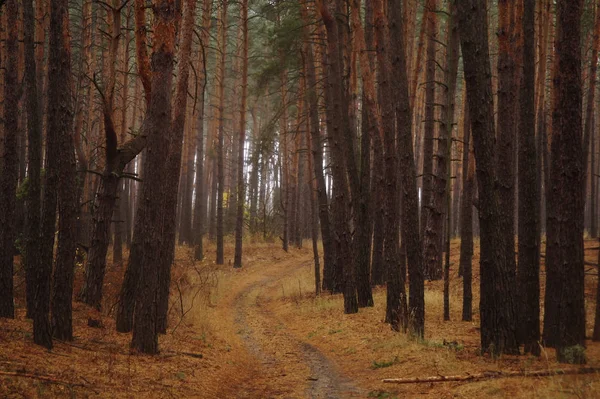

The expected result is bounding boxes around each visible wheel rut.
[232,257,363,398]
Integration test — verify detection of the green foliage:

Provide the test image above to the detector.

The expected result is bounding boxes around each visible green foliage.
[417,338,464,352]
[559,345,587,365]
[370,357,399,370]
[16,177,29,201]
[368,391,398,399]
[14,236,25,258]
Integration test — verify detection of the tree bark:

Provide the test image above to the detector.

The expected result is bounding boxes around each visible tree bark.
[318,0,358,313]
[216,0,228,265]
[583,0,600,201]
[420,0,437,271]
[234,0,249,269]
[153,0,197,334]
[495,0,518,325]
[0,0,19,319]
[114,6,133,265]
[301,2,335,292]
[349,0,378,308]
[459,101,474,322]
[424,0,459,282]
[373,0,407,330]
[545,0,586,364]
[24,0,52,348]
[457,0,520,355]
[193,0,213,261]
[131,0,178,354]
[49,0,78,341]
[79,0,152,309]
[389,0,424,336]
[517,0,540,356]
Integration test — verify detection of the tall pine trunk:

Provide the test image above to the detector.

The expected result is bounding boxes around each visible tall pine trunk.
[24,0,51,348]
[319,0,358,313]
[301,3,335,292]
[234,0,249,269]
[0,0,19,319]
[545,0,586,364]
[131,0,178,354]
[50,0,78,341]
[459,100,474,321]
[389,0,424,336]
[457,0,519,355]
[517,0,540,356]
[193,0,213,261]
[216,0,228,265]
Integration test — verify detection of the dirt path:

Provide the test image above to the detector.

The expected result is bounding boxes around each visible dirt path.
[216,251,364,398]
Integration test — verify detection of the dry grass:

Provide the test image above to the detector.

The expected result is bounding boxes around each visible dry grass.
[266,239,600,399]
[0,242,282,398]
[1,238,599,398]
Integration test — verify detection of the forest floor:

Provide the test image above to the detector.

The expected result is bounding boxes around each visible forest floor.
[1,238,600,398]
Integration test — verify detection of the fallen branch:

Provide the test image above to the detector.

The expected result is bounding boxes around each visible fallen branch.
[382,367,600,384]
[163,351,204,359]
[0,370,88,388]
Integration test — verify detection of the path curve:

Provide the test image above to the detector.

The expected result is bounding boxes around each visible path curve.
[230,254,363,398]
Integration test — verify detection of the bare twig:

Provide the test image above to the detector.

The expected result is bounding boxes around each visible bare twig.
[383,367,600,384]
[0,370,88,388]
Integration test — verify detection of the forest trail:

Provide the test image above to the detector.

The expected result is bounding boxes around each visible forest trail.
[2,241,600,398]
[204,248,364,398]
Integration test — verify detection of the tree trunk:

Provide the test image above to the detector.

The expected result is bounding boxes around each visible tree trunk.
[24,0,51,348]
[517,0,540,356]
[495,0,518,327]
[349,0,378,308]
[424,0,459,282]
[594,233,600,340]
[373,0,407,330]
[281,70,290,253]
[151,0,197,334]
[389,0,424,336]
[114,7,132,265]
[234,0,249,269]
[545,0,586,364]
[420,0,437,265]
[459,101,474,322]
[131,0,178,354]
[0,0,19,319]
[319,0,358,313]
[49,0,78,341]
[457,0,519,355]
[79,0,151,309]
[193,0,213,261]
[591,123,597,238]
[301,3,336,292]
[441,1,459,322]
[583,0,600,202]
[216,0,228,265]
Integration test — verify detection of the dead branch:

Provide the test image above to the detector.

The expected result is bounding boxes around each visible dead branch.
[382,367,600,384]
[0,370,88,388]
[163,351,203,359]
